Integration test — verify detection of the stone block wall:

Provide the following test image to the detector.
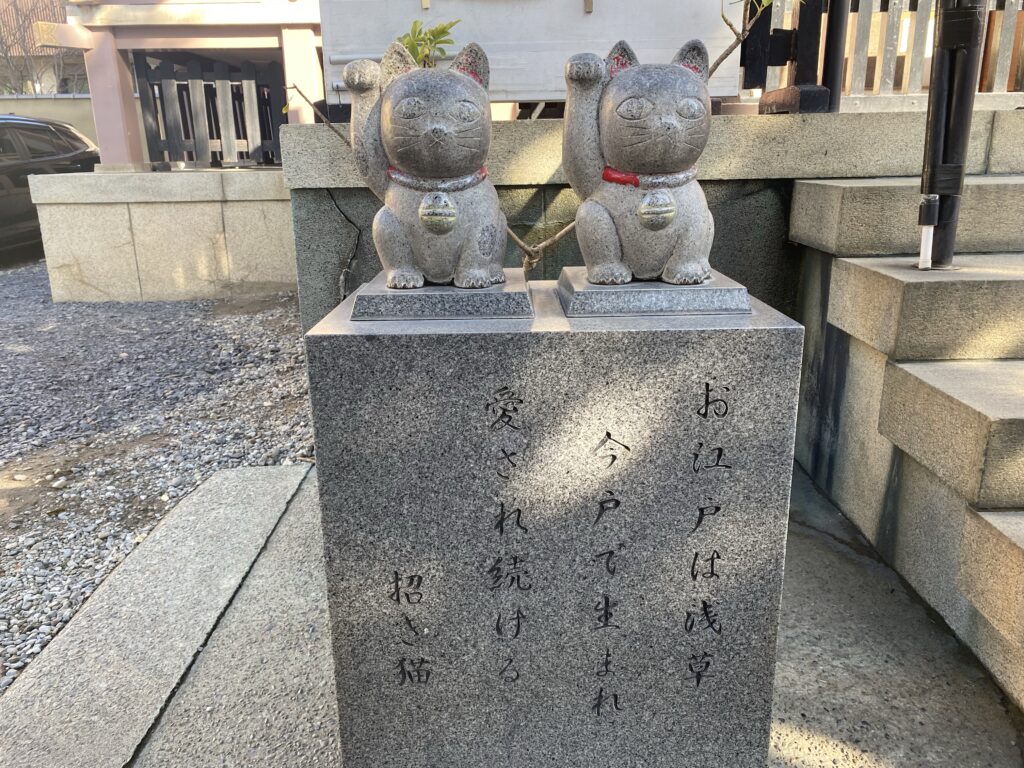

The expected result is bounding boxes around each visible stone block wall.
[29,169,297,302]
[282,110,1024,331]
[30,110,1024,311]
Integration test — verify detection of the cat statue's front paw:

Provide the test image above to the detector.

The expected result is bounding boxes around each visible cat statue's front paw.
[455,268,494,289]
[588,262,633,285]
[662,261,711,286]
[488,266,506,285]
[387,268,425,289]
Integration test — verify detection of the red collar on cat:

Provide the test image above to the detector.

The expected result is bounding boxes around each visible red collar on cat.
[602,166,697,189]
[387,166,488,193]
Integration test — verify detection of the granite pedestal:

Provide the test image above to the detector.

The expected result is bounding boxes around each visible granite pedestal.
[306,277,803,768]
[352,269,534,320]
[557,266,751,317]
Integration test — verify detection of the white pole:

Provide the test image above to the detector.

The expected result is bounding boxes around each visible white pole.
[918,193,939,270]
[918,225,934,270]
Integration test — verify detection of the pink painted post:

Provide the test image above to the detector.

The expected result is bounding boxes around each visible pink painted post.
[84,28,145,168]
[281,26,324,124]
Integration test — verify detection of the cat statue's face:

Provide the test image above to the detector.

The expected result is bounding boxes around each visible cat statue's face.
[380,46,492,180]
[598,41,711,176]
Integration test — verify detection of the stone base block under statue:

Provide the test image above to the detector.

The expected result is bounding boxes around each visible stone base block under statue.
[351,269,533,321]
[306,271,803,768]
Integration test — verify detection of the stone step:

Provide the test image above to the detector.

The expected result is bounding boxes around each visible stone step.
[879,360,1024,508]
[790,175,1024,256]
[874,450,1024,703]
[0,465,310,768]
[961,510,1024,652]
[827,254,1024,360]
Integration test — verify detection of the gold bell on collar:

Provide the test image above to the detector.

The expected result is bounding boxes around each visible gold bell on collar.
[418,192,458,235]
[637,189,677,231]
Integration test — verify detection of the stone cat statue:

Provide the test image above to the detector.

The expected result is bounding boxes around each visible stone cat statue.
[343,42,506,289]
[563,40,715,285]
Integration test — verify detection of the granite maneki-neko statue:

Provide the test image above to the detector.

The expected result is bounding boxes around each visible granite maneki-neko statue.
[343,42,507,290]
[563,39,716,286]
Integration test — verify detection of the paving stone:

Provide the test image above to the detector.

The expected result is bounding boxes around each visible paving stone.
[0,466,308,768]
[132,472,341,768]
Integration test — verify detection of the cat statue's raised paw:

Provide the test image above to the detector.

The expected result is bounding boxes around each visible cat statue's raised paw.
[343,42,506,289]
[563,40,715,286]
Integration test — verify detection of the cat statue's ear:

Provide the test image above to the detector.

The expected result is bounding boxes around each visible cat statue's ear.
[381,41,418,88]
[451,43,490,88]
[605,40,639,77]
[672,39,710,82]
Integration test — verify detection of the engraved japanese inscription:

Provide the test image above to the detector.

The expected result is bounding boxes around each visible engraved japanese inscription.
[309,303,802,768]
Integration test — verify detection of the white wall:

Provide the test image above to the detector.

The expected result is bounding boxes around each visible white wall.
[321,0,743,103]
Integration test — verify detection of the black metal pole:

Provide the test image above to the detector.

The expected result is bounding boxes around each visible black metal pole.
[821,0,851,112]
[919,0,986,269]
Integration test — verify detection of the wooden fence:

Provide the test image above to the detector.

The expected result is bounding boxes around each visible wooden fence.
[744,0,1024,104]
[132,55,287,169]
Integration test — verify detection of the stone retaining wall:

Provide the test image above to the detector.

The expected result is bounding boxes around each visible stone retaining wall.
[282,110,1024,330]
[30,110,1024,309]
[29,169,296,302]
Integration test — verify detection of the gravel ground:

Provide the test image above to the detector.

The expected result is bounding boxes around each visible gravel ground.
[0,261,313,694]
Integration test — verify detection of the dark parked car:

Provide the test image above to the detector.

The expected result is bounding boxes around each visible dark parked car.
[0,115,100,254]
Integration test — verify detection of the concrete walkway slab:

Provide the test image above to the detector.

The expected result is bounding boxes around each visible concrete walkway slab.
[132,472,341,767]
[0,466,309,768]
[773,470,1022,766]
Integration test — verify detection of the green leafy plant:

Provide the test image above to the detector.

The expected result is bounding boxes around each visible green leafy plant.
[398,19,461,68]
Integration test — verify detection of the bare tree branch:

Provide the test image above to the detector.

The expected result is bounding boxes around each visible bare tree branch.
[709,0,772,77]
[0,0,83,93]
[720,0,742,38]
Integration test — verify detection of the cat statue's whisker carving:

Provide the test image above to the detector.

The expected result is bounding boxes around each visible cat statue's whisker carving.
[343,42,507,289]
[563,40,715,286]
